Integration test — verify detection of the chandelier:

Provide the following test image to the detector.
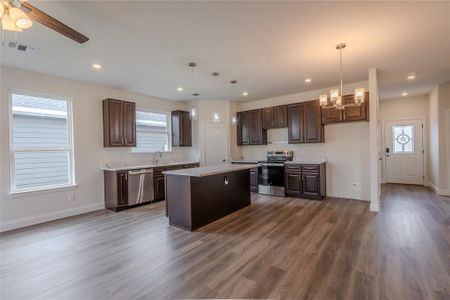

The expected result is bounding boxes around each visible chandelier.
[1,0,33,32]
[319,43,365,109]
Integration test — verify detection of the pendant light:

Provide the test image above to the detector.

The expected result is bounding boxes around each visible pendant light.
[211,72,220,122]
[230,80,238,126]
[320,43,364,109]
[188,62,198,120]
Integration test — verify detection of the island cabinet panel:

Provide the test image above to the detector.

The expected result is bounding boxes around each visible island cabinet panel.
[236,109,267,146]
[103,98,136,147]
[250,167,258,192]
[154,163,199,201]
[165,169,251,231]
[172,110,192,147]
[287,103,305,143]
[284,163,326,200]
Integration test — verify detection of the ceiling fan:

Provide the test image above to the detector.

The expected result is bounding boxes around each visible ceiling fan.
[0,0,89,44]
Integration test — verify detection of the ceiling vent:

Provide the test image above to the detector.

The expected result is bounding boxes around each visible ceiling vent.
[3,41,38,54]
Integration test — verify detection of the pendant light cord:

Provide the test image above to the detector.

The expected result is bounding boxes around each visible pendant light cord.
[339,47,343,96]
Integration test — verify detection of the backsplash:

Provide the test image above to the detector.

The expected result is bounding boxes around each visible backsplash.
[103,147,199,169]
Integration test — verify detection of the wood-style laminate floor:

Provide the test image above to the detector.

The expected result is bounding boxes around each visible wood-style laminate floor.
[1,184,449,300]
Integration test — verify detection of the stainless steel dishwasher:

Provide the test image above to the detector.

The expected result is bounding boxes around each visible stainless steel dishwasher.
[127,169,154,205]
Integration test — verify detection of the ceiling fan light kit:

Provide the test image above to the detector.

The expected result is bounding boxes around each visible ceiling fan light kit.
[1,0,89,43]
[1,1,32,32]
[320,43,365,110]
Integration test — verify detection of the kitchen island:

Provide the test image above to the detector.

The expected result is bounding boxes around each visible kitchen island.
[163,164,255,231]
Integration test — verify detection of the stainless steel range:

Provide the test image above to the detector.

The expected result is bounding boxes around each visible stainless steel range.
[258,150,293,197]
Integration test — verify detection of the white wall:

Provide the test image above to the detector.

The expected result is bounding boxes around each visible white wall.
[0,66,198,231]
[192,99,231,165]
[428,86,440,190]
[427,81,450,195]
[234,81,371,201]
[379,95,429,183]
[437,82,450,194]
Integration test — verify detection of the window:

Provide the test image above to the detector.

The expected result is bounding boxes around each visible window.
[392,125,415,154]
[10,92,74,192]
[133,110,170,153]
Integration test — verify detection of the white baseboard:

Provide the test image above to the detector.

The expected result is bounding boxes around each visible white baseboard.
[427,181,450,196]
[0,202,105,233]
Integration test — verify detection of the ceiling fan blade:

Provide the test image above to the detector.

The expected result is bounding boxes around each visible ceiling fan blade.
[21,2,89,44]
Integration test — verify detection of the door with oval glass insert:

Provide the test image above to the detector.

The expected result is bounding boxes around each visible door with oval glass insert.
[384,119,423,185]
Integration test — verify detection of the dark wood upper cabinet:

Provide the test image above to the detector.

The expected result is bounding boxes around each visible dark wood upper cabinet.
[237,111,250,145]
[103,98,136,147]
[343,92,369,122]
[172,110,192,147]
[262,107,274,129]
[303,100,323,143]
[288,100,323,144]
[322,92,369,124]
[262,105,287,129]
[236,109,267,146]
[249,109,266,145]
[274,105,288,128]
[287,103,305,143]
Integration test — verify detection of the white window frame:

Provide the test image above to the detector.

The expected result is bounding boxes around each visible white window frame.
[9,89,76,194]
[132,108,172,153]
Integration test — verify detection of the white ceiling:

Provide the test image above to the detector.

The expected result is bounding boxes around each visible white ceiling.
[2,1,450,101]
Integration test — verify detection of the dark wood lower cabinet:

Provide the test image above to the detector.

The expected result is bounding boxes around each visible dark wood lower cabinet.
[284,163,326,200]
[250,168,258,192]
[154,175,165,200]
[285,172,302,197]
[104,163,199,211]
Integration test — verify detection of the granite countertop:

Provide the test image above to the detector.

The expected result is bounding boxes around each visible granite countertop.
[163,163,256,177]
[103,161,199,171]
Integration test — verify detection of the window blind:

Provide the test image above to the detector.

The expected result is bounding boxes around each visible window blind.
[11,93,73,192]
[133,111,169,153]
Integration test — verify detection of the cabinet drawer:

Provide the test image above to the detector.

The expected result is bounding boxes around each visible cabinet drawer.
[285,164,302,171]
[301,164,320,172]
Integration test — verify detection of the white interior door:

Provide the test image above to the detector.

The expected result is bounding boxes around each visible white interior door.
[384,119,423,185]
[204,122,228,166]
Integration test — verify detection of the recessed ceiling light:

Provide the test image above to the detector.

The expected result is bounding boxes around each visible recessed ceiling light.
[92,63,102,69]
[407,74,416,80]
[401,91,408,96]
[305,78,312,83]
[242,92,248,96]
[177,87,183,92]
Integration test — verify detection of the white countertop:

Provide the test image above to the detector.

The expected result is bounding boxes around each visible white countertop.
[163,163,256,177]
[284,160,326,164]
[231,160,259,164]
[103,161,199,171]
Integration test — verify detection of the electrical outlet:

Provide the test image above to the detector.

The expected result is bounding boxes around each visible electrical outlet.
[350,183,359,192]
[69,193,76,201]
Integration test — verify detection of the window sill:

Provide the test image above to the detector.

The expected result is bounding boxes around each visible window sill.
[9,184,78,197]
